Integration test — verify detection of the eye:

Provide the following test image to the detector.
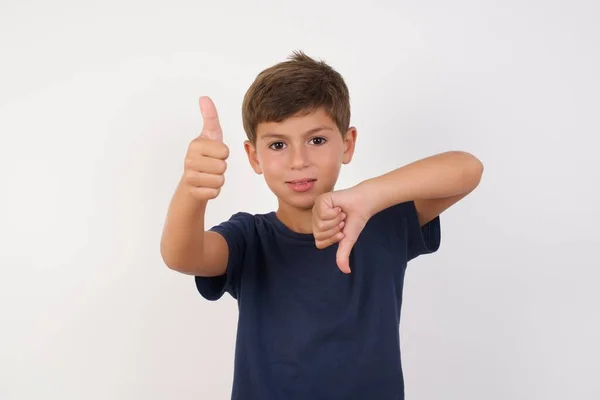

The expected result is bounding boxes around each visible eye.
[310,137,327,146]
[268,141,286,151]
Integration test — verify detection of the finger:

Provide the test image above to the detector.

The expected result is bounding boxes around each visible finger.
[189,186,220,200]
[190,138,230,160]
[184,170,225,189]
[335,215,366,274]
[314,219,345,241]
[315,231,345,250]
[199,96,223,142]
[185,157,227,175]
[315,211,345,232]
[336,235,355,274]
[318,205,342,222]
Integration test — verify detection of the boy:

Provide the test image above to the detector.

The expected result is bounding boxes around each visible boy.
[161,51,483,399]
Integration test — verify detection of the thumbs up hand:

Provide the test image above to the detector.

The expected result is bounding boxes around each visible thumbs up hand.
[183,96,230,202]
[312,188,372,274]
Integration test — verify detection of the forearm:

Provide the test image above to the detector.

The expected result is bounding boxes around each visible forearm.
[358,151,483,215]
[160,176,208,273]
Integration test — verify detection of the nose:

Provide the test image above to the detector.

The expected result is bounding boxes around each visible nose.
[289,145,309,170]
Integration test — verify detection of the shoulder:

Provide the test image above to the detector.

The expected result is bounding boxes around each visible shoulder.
[211,211,258,227]
[368,200,418,230]
[208,211,277,241]
[368,201,442,261]
[209,211,256,238]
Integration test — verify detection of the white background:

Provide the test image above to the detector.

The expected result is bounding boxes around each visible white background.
[1,0,599,399]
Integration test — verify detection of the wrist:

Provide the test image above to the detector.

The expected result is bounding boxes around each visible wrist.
[354,178,382,218]
[356,174,407,217]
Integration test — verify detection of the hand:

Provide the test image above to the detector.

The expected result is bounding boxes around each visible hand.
[312,187,373,274]
[183,96,230,201]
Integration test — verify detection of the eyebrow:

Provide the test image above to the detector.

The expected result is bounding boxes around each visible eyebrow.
[260,126,334,140]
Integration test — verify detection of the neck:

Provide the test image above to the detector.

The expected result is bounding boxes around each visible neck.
[275,202,313,234]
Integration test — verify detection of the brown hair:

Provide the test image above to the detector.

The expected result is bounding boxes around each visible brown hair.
[242,51,351,144]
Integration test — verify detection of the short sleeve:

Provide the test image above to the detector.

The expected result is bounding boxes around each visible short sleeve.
[194,212,255,301]
[403,200,441,262]
[379,201,441,263]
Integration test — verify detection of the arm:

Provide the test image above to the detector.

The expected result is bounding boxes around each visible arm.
[358,151,484,225]
[160,96,230,277]
[160,177,229,276]
[312,151,482,273]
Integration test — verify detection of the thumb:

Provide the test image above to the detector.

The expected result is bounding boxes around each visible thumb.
[336,236,355,274]
[335,215,366,274]
[199,96,223,142]
[336,222,361,274]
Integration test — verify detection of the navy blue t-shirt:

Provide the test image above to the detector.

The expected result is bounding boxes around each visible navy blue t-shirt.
[195,201,441,400]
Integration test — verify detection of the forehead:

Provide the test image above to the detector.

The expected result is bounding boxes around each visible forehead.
[256,108,337,139]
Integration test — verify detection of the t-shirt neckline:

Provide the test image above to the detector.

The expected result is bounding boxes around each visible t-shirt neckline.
[266,211,316,242]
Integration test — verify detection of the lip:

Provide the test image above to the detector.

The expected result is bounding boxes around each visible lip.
[286,178,317,192]
[286,178,317,184]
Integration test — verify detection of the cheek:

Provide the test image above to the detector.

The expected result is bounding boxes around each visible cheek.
[319,151,343,170]
[259,154,285,176]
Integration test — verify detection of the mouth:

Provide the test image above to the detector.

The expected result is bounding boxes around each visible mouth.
[286,178,317,192]
[286,178,317,184]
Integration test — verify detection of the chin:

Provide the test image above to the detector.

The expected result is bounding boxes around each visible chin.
[273,190,321,211]
[271,190,314,210]
[287,197,318,211]
[267,179,332,210]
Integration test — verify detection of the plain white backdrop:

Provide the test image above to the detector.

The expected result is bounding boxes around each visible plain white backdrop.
[1,0,599,399]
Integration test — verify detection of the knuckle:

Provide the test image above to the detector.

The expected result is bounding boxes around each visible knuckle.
[183,169,194,182]
[214,159,227,174]
[184,157,196,170]
[206,173,223,189]
[188,137,199,148]
[221,144,230,159]
[189,137,204,151]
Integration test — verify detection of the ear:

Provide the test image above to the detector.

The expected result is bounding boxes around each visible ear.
[341,127,357,165]
[244,140,263,174]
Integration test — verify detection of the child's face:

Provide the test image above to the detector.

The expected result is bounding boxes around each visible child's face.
[244,108,357,211]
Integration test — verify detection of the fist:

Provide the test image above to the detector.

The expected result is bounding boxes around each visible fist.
[183,96,230,201]
[313,201,347,250]
[312,188,372,274]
